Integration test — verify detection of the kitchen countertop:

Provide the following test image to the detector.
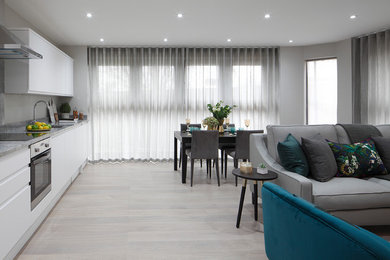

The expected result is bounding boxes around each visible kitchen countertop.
[0,120,89,158]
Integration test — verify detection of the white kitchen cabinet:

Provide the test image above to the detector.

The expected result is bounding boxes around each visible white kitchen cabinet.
[0,149,31,260]
[4,28,74,96]
[51,123,88,194]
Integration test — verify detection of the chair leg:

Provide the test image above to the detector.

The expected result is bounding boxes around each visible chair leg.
[224,152,228,178]
[234,159,238,168]
[235,176,238,187]
[220,149,224,174]
[179,145,182,168]
[200,159,202,168]
[209,159,212,178]
[215,158,220,187]
[191,159,195,187]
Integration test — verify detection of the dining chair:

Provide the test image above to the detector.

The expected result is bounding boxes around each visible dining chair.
[179,123,202,168]
[185,130,220,187]
[219,124,235,175]
[226,130,264,186]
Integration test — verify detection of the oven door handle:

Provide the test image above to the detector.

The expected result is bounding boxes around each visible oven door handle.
[30,150,51,166]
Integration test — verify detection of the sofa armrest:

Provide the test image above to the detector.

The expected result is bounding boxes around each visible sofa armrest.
[250,134,313,202]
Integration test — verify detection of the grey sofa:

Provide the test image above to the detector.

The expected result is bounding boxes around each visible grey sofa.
[250,124,390,226]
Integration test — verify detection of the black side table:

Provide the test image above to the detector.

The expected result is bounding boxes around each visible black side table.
[232,168,277,229]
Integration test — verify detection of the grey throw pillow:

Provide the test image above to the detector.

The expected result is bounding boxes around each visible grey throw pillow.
[301,134,338,182]
[372,136,390,172]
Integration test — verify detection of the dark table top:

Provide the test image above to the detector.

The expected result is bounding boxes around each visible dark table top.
[174,131,237,142]
[232,168,278,181]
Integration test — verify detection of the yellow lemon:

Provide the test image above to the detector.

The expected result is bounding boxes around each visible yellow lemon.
[38,126,44,130]
[26,125,32,130]
[43,126,49,130]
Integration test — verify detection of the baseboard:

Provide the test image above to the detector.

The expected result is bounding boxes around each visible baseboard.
[6,161,88,260]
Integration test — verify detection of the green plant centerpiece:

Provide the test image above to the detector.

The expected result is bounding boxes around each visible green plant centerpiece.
[207,100,236,133]
[203,116,219,130]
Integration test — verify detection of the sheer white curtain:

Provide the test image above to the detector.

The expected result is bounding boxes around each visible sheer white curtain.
[185,48,279,129]
[352,30,390,124]
[88,47,279,161]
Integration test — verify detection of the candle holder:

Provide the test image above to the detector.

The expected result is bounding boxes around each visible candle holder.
[240,162,253,175]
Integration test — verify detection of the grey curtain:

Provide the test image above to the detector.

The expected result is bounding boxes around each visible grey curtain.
[352,30,390,124]
[88,47,279,160]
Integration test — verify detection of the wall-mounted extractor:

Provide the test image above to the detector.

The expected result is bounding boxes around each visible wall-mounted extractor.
[0,25,42,59]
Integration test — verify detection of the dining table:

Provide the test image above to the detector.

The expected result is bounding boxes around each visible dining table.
[173,131,237,183]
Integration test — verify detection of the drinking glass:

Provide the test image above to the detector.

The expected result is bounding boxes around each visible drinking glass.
[202,120,207,130]
[244,119,250,129]
[185,118,191,132]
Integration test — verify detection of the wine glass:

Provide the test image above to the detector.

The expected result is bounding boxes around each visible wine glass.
[225,118,230,131]
[202,120,207,130]
[244,119,250,129]
[185,118,191,132]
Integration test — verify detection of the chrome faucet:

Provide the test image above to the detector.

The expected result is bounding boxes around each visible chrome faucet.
[33,100,49,122]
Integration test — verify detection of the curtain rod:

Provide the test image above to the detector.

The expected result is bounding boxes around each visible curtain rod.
[353,28,390,39]
[87,45,279,49]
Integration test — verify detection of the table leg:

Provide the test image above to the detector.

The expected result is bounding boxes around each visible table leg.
[174,137,178,171]
[236,179,247,228]
[254,181,258,221]
[182,152,187,184]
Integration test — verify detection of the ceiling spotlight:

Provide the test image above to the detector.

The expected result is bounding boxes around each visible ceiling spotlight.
[177,13,183,18]
[227,38,232,42]
[289,40,293,43]
[350,14,357,19]
[264,14,271,19]
[86,12,92,18]
[164,38,168,42]
[100,38,104,42]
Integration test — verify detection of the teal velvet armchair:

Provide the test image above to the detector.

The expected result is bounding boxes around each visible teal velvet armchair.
[262,182,390,260]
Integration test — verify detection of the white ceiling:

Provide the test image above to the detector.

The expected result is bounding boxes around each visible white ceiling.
[5,0,390,47]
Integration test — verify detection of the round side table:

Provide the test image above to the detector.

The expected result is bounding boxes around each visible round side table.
[232,168,277,229]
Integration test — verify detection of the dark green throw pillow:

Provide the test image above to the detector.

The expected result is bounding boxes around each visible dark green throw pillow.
[277,134,309,177]
[328,141,388,178]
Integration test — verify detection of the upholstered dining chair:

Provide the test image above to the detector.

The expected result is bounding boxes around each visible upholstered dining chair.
[179,123,202,168]
[185,130,220,187]
[226,130,264,185]
[219,124,236,175]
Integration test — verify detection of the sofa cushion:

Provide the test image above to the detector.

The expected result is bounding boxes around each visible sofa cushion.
[312,177,390,211]
[328,141,388,178]
[301,134,337,182]
[277,134,309,177]
[267,125,339,163]
[372,136,390,172]
[335,125,351,144]
[376,125,390,138]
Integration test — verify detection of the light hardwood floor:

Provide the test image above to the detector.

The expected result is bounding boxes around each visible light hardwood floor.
[17,161,268,260]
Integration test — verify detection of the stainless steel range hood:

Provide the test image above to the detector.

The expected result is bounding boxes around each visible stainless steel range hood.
[0,25,42,59]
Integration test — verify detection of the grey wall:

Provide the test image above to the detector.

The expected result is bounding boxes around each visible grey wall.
[0,2,62,125]
[279,39,352,124]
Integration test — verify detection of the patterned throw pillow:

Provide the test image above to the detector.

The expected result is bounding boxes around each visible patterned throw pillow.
[328,141,388,177]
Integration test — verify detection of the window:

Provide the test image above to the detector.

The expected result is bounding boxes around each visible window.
[306,58,337,125]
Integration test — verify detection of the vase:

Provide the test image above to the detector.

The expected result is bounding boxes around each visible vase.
[218,119,224,133]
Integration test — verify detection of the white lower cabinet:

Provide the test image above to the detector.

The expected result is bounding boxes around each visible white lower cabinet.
[0,122,89,259]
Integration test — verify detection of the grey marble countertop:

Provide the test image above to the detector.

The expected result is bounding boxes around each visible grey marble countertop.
[0,120,89,159]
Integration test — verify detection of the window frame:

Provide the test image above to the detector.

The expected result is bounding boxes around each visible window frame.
[305,57,338,125]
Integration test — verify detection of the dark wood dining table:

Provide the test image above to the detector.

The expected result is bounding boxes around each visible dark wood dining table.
[174,131,237,183]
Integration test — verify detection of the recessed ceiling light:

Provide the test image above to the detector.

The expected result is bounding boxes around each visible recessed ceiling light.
[350,15,357,19]
[100,38,104,42]
[289,40,293,43]
[164,38,168,42]
[264,14,271,19]
[86,12,92,18]
[177,13,183,18]
[227,38,232,42]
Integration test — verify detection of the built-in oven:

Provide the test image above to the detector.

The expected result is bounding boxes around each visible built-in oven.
[30,138,51,210]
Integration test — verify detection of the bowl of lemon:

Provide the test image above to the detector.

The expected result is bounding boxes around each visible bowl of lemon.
[26,121,52,132]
